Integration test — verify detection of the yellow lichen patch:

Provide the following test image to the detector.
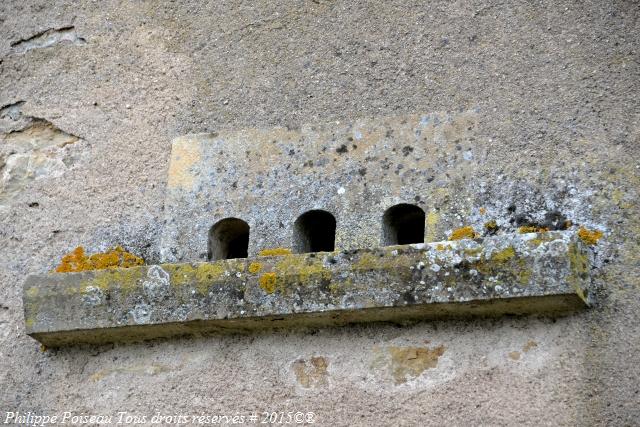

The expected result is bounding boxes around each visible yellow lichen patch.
[491,247,516,262]
[292,356,329,388]
[448,226,479,241]
[425,210,439,242]
[163,263,196,287]
[479,207,487,215]
[248,262,263,274]
[258,247,292,256]
[518,225,549,233]
[518,266,532,285]
[328,282,343,294]
[484,220,498,233]
[25,287,39,298]
[275,255,331,286]
[388,345,446,385]
[79,267,146,295]
[166,137,201,190]
[121,251,144,268]
[194,263,227,295]
[578,227,603,245]
[259,272,277,294]
[528,238,544,247]
[508,351,521,361]
[55,246,144,273]
[435,243,452,251]
[568,243,589,303]
[353,252,379,270]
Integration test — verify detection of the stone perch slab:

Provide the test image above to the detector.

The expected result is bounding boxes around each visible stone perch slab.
[24,231,591,347]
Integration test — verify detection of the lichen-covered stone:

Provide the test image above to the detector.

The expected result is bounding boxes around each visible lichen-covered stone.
[24,231,591,346]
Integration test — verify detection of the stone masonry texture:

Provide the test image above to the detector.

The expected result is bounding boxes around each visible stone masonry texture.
[0,1,639,426]
[24,231,591,346]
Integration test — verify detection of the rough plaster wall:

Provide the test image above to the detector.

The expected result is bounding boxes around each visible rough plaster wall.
[0,1,638,425]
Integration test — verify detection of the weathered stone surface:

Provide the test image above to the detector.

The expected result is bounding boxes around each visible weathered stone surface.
[25,231,591,346]
[1,1,637,424]
[0,101,81,201]
[160,110,482,262]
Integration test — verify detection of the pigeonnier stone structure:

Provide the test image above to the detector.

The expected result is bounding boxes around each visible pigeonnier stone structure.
[1,1,639,425]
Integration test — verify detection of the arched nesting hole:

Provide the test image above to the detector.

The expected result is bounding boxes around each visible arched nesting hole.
[382,204,425,245]
[293,210,336,253]
[208,218,250,261]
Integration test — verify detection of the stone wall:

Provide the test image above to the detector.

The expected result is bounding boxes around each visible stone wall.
[1,1,638,425]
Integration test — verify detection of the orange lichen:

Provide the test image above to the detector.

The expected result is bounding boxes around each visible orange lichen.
[259,272,277,293]
[258,247,292,256]
[578,227,603,245]
[248,262,263,274]
[55,246,144,273]
[448,226,479,241]
[479,207,487,215]
[518,225,549,233]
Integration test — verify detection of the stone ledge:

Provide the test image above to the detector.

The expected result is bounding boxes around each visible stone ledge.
[24,231,592,346]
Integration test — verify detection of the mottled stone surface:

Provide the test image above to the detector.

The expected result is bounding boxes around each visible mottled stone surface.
[25,231,590,346]
[161,111,483,261]
[1,1,639,425]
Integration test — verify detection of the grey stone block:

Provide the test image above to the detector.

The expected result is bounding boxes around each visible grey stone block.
[24,231,591,347]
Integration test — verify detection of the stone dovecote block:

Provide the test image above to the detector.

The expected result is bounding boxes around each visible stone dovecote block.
[24,231,591,347]
[159,110,482,263]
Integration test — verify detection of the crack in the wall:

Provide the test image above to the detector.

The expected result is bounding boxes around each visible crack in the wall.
[9,26,86,55]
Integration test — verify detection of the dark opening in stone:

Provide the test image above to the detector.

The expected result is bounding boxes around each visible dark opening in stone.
[382,204,425,245]
[208,218,250,260]
[293,210,336,253]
